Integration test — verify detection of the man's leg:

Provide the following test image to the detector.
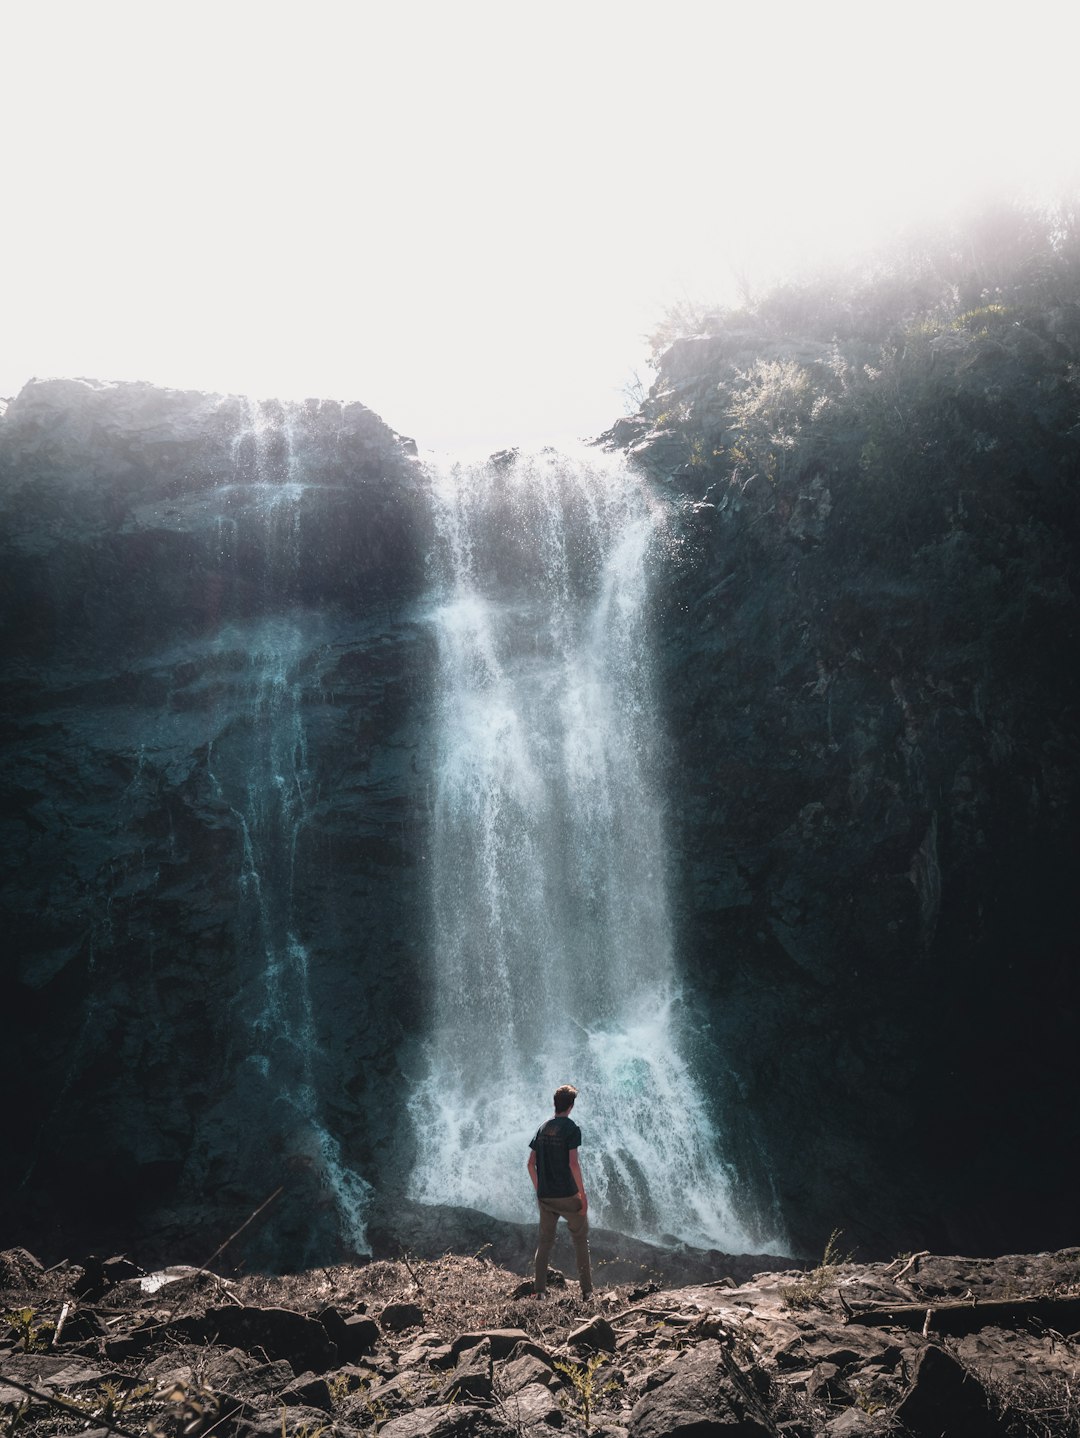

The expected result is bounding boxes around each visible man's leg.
[533,1201,559,1296]
[538,1195,593,1298]
[563,1204,593,1299]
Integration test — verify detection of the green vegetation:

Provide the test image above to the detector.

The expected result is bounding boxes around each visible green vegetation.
[640,200,1080,570]
[553,1353,618,1431]
[778,1229,853,1310]
[1,1308,53,1353]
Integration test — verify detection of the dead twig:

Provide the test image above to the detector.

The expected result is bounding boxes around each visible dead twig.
[398,1246,426,1296]
[163,1186,283,1321]
[889,1250,930,1283]
[198,1185,284,1275]
[50,1300,71,1347]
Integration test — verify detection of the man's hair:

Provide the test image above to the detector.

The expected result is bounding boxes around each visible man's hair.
[553,1084,578,1114]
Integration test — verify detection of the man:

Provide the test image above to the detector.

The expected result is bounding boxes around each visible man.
[527,1083,593,1299]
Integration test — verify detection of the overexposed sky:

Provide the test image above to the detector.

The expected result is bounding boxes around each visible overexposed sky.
[1,0,1077,453]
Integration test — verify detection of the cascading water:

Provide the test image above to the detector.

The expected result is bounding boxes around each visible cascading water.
[205,400,371,1252]
[408,448,768,1252]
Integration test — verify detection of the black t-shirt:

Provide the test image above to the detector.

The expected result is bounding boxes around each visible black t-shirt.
[530,1115,581,1198]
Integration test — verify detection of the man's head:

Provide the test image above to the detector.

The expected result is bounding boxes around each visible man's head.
[553,1084,578,1114]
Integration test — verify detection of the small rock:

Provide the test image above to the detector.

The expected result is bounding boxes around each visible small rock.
[101,1255,143,1284]
[234,1403,338,1437]
[498,1352,559,1394]
[568,1316,617,1353]
[338,1313,381,1360]
[0,1249,45,1287]
[824,1411,875,1436]
[280,1371,332,1411]
[450,1328,531,1363]
[442,1337,493,1403]
[315,1301,365,1346]
[807,1361,846,1403]
[379,1407,515,1438]
[214,1358,296,1401]
[496,1381,563,1428]
[381,1300,425,1332]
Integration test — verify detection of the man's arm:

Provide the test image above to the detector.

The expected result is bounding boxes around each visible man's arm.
[527,1149,538,1192]
[568,1150,587,1214]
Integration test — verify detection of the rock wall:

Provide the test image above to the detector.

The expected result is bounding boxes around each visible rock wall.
[0,378,433,1264]
[607,310,1080,1257]
[2,350,1077,1268]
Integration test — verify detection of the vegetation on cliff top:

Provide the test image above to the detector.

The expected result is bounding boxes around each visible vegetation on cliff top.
[633,200,1080,575]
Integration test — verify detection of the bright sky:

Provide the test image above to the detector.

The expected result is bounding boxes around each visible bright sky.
[2,0,1077,454]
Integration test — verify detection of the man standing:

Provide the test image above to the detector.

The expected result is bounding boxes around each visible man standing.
[527,1084,593,1299]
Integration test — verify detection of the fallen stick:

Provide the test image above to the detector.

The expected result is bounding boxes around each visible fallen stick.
[892,1250,930,1283]
[846,1294,1080,1336]
[0,1374,141,1438]
[51,1300,71,1347]
[882,1250,928,1278]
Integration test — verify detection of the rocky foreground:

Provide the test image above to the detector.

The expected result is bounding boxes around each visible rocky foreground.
[2,1244,1079,1437]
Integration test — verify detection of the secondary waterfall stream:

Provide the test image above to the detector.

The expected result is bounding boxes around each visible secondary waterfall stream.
[205,399,371,1252]
[408,449,760,1251]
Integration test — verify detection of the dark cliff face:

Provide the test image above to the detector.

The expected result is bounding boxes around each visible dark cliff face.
[0,378,434,1264]
[612,276,1080,1256]
[2,297,1077,1270]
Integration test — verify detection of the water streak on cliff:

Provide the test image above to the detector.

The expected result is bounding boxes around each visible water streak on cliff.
[206,401,371,1251]
[408,450,763,1250]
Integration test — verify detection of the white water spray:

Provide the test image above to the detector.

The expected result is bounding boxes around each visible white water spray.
[408,449,766,1251]
[207,401,371,1251]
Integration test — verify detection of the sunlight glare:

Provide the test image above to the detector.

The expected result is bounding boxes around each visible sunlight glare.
[1,0,1076,451]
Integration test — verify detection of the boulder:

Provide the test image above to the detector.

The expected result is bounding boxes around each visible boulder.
[167,1305,337,1375]
[893,1344,998,1437]
[628,1341,772,1438]
[381,1300,426,1332]
[450,1328,532,1363]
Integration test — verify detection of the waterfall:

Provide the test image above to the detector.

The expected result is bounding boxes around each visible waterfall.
[408,449,763,1252]
[205,400,371,1253]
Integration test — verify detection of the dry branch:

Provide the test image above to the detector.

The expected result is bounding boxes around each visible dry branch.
[846,1294,1080,1336]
